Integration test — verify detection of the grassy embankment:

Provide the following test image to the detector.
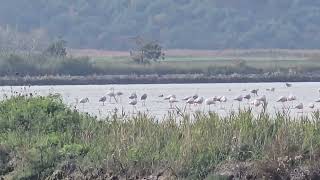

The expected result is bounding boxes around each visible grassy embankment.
[1,95,320,179]
[1,50,320,84]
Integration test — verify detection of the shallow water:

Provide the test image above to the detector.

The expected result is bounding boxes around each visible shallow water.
[1,82,319,119]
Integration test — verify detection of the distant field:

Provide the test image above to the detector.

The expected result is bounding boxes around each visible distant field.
[70,48,320,60]
[83,49,320,75]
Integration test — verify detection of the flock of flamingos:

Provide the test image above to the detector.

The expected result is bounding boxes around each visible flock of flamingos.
[75,82,320,113]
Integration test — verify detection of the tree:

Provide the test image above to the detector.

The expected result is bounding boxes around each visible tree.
[130,40,165,64]
[45,39,67,57]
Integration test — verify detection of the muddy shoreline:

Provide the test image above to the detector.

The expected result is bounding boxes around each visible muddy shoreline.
[1,73,320,86]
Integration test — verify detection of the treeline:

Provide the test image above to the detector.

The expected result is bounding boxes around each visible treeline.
[1,0,320,50]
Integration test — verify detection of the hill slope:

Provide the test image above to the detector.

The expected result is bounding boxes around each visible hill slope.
[1,0,320,50]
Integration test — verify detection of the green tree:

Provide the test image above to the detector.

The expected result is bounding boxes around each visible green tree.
[130,41,165,64]
[45,39,67,57]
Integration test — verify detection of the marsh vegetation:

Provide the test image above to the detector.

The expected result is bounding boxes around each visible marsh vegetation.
[1,95,320,179]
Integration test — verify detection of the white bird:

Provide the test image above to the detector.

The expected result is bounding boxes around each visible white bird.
[186,97,195,107]
[194,97,204,105]
[164,94,175,100]
[251,99,262,107]
[141,93,147,106]
[295,103,303,110]
[192,94,199,99]
[218,96,227,108]
[234,95,243,102]
[169,96,178,108]
[219,96,227,103]
[116,91,123,102]
[213,96,219,101]
[107,88,117,103]
[129,92,137,99]
[250,89,259,96]
[316,98,320,103]
[308,103,315,109]
[116,91,123,96]
[287,94,297,101]
[270,87,275,92]
[257,95,267,104]
[285,83,292,87]
[80,97,89,104]
[158,94,164,97]
[79,97,89,109]
[182,96,192,101]
[244,94,251,101]
[277,96,288,103]
[99,96,107,106]
[129,98,138,111]
[205,98,215,110]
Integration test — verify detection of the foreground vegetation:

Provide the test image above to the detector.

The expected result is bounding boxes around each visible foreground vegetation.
[1,96,320,179]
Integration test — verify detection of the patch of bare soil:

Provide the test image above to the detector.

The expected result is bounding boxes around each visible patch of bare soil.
[0,145,15,179]
[46,160,177,180]
[214,158,320,180]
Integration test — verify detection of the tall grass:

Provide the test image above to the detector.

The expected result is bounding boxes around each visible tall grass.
[1,96,320,179]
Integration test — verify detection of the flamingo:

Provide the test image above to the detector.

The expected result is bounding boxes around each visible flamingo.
[244,94,251,101]
[308,103,315,109]
[256,95,267,108]
[129,92,137,99]
[141,93,147,106]
[129,98,138,112]
[79,97,89,109]
[250,89,259,96]
[164,94,175,100]
[186,97,195,108]
[169,96,178,108]
[192,94,199,99]
[194,97,204,105]
[182,95,192,101]
[277,96,288,103]
[107,88,117,103]
[205,98,215,110]
[234,95,243,102]
[257,95,267,104]
[287,94,297,101]
[99,96,107,106]
[295,103,303,113]
[80,97,89,104]
[251,99,262,107]
[285,83,292,87]
[116,91,123,102]
[218,96,227,108]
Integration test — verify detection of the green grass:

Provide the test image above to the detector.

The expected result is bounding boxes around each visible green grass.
[92,55,320,75]
[1,95,320,179]
[1,52,320,77]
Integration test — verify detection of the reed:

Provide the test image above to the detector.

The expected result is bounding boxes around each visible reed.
[1,95,320,179]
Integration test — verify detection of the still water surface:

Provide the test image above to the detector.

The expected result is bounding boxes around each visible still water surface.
[1,82,319,119]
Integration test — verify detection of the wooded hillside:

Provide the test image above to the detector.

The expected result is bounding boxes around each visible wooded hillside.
[1,0,320,50]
